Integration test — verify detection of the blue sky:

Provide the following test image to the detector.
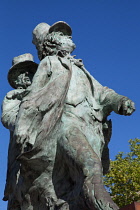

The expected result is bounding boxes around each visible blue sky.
[0,1,140,209]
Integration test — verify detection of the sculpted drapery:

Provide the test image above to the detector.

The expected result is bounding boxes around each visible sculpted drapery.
[2,22,135,210]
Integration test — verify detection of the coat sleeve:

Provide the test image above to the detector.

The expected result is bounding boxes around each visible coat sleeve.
[83,66,126,115]
[98,86,127,117]
[80,66,127,118]
[1,90,22,131]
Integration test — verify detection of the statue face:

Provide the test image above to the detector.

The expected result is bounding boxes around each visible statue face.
[39,31,76,59]
[22,72,32,86]
[56,32,76,54]
[15,72,33,89]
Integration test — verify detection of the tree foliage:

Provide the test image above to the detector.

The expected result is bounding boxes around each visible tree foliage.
[104,138,140,208]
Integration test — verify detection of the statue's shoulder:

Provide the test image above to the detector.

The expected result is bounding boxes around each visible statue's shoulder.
[4,89,24,100]
[39,55,60,65]
[39,56,71,72]
[48,55,71,70]
[5,90,16,99]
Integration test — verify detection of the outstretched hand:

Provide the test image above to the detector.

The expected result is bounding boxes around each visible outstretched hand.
[119,98,135,116]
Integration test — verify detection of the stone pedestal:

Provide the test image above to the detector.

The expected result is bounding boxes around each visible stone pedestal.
[120,202,140,210]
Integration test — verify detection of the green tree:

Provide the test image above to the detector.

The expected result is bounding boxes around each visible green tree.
[104,138,140,208]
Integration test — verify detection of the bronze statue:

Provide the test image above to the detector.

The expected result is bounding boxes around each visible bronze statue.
[2,21,135,210]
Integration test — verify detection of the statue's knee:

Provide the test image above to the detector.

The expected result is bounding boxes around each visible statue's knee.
[83,167,94,179]
[63,126,81,143]
[82,160,102,179]
[66,126,80,136]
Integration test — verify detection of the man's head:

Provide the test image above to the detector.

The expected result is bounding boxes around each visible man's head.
[32,21,76,60]
[41,31,76,59]
[8,53,38,89]
[14,71,34,89]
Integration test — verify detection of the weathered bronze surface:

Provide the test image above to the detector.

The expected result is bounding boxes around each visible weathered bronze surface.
[1,21,135,210]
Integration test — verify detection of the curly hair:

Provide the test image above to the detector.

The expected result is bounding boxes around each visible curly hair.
[37,32,75,60]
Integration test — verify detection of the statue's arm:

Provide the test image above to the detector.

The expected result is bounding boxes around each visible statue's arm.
[99,86,135,116]
[81,67,135,116]
[1,90,24,131]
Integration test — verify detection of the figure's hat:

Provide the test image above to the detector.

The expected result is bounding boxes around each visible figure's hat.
[32,21,72,48]
[8,53,38,89]
[49,21,72,35]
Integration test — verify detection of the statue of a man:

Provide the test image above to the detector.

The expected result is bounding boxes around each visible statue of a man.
[1,53,38,208]
[2,22,135,210]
